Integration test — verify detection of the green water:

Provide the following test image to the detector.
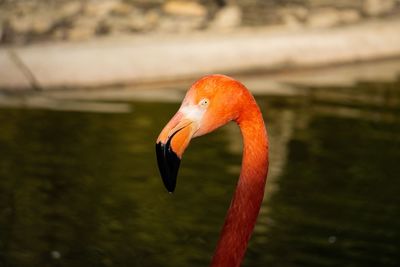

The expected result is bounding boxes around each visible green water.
[0,79,400,267]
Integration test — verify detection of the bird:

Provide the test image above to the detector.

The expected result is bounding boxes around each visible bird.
[156,74,269,267]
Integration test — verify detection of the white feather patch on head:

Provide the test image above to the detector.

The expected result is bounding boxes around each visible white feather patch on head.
[180,105,205,122]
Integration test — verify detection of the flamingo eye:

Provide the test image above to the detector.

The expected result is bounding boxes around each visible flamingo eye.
[199,99,209,108]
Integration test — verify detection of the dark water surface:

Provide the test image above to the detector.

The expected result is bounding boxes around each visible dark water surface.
[0,79,400,267]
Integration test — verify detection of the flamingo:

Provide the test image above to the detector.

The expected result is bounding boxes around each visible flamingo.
[156,74,269,267]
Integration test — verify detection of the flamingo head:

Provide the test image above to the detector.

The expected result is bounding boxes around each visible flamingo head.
[156,74,250,192]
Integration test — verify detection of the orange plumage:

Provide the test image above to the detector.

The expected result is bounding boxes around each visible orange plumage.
[156,74,269,267]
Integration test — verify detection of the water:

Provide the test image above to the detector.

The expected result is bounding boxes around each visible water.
[0,78,400,267]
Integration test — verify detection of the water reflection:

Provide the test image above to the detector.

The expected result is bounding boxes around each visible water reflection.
[0,79,400,267]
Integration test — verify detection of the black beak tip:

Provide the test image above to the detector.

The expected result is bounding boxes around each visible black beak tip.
[156,142,181,193]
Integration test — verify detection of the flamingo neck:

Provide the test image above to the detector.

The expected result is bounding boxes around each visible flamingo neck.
[210,101,269,267]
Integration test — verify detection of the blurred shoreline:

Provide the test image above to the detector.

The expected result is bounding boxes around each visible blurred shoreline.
[1,17,400,91]
[1,1,400,92]
[1,57,400,113]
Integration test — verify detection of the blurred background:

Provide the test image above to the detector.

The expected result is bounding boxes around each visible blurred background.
[0,0,399,44]
[1,0,400,267]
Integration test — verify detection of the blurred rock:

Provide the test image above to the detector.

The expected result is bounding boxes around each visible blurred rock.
[13,1,36,16]
[9,13,53,35]
[110,2,134,16]
[307,8,341,28]
[279,5,309,21]
[340,9,361,24]
[59,1,82,18]
[32,19,52,35]
[84,0,124,17]
[307,8,362,28]
[105,10,149,33]
[363,0,395,16]
[281,14,302,29]
[163,1,207,17]
[158,16,205,32]
[67,17,98,41]
[278,6,309,29]
[210,5,242,30]
[9,15,31,34]
[145,9,161,29]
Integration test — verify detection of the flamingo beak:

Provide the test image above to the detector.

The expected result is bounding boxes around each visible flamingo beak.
[156,112,198,192]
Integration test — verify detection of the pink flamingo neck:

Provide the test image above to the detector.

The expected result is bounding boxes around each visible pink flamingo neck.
[210,99,269,267]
